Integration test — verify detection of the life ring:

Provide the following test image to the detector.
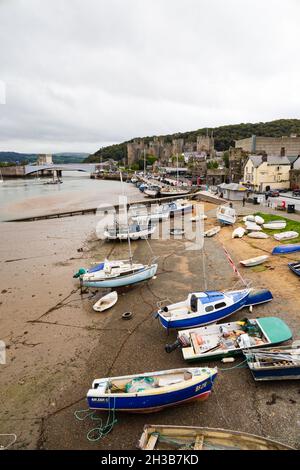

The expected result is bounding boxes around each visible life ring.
[122,311,133,320]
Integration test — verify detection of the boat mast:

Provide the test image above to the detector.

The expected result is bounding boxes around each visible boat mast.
[176,153,179,185]
[144,149,146,176]
[120,171,133,265]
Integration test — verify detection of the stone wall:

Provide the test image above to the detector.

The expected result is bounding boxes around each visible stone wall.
[235,135,300,157]
[0,166,26,177]
[229,147,249,183]
[206,168,229,186]
[290,169,300,189]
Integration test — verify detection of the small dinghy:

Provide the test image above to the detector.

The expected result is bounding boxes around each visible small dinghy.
[244,346,300,382]
[156,288,273,330]
[247,231,269,239]
[204,226,220,237]
[216,206,236,225]
[245,221,262,231]
[165,200,193,217]
[93,291,118,312]
[165,317,292,361]
[288,261,300,276]
[139,425,293,450]
[274,231,299,241]
[243,215,255,222]
[104,220,157,240]
[232,227,246,239]
[240,255,269,267]
[87,367,217,412]
[263,221,286,230]
[255,215,264,225]
[272,244,300,255]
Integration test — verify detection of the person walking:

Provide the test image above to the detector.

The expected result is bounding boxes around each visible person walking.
[242,196,246,207]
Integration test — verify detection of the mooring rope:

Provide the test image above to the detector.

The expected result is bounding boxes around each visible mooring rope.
[0,434,17,450]
[74,398,117,442]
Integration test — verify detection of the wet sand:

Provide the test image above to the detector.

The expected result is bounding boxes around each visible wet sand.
[0,202,299,450]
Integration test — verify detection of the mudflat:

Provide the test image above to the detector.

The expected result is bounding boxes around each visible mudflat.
[0,203,299,450]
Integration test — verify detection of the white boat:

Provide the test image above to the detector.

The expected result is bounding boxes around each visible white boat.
[255,215,264,225]
[144,185,161,198]
[159,188,191,197]
[93,291,118,312]
[240,255,269,267]
[216,206,236,225]
[79,259,158,288]
[247,232,269,239]
[164,199,193,217]
[205,226,221,237]
[243,215,255,222]
[245,221,262,231]
[131,204,170,222]
[104,220,157,240]
[232,227,246,239]
[274,231,299,241]
[263,221,286,230]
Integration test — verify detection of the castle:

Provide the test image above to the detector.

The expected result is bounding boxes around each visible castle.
[127,135,215,166]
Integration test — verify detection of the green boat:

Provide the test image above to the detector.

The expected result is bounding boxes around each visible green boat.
[167,317,292,362]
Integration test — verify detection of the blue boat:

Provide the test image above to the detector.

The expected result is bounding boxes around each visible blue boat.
[288,261,300,276]
[244,346,300,381]
[156,288,273,330]
[87,367,217,412]
[272,244,300,255]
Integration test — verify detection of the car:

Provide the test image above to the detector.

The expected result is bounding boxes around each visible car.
[265,190,280,197]
[292,189,300,197]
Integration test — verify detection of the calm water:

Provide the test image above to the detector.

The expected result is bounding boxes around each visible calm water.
[0,172,143,221]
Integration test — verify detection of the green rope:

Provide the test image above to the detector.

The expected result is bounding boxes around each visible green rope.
[74,398,118,442]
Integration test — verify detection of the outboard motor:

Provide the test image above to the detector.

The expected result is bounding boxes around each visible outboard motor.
[165,333,190,353]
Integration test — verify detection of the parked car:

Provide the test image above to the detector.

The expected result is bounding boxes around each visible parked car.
[292,189,300,197]
[265,190,280,198]
[278,188,289,193]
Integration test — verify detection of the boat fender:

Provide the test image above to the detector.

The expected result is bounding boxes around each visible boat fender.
[165,339,181,353]
[122,311,133,320]
[163,306,169,312]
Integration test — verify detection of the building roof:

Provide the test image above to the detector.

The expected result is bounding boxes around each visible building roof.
[248,155,291,167]
[218,183,247,191]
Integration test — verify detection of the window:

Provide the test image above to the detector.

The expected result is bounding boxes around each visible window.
[214,302,226,310]
[205,305,214,313]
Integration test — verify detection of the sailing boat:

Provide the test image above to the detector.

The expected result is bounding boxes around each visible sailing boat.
[75,171,158,288]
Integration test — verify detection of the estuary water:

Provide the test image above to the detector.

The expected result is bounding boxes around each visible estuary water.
[0,172,143,221]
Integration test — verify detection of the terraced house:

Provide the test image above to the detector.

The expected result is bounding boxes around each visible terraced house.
[243,155,291,191]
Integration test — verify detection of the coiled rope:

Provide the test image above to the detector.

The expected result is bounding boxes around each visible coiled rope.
[74,398,117,442]
[0,434,17,450]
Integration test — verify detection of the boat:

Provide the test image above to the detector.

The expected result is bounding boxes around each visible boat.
[78,260,158,289]
[263,221,286,230]
[130,204,170,222]
[255,215,264,225]
[240,255,269,267]
[0,169,3,183]
[288,261,300,276]
[159,187,191,197]
[104,220,157,240]
[144,185,161,198]
[87,367,218,413]
[272,244,300,255]
[165,317,292,361]
[155,288,273,330]
[274,231,299,241]
[131,176,138,184]
[205,226,221,237]
[247,232,269,239]
[138,425,293,450]
[245,221,262,231]
[216,206,236,225]
[244,346,300,381]
[138,183,148,193]
[243,215,255,222]
[164,200,193,217]
[232,227,246,239]
[93,291,118,312]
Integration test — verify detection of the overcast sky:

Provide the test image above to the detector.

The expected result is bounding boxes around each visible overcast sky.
[0,0,299,153]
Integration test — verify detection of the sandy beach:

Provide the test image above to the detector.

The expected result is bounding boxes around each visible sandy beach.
[0,200,300,450]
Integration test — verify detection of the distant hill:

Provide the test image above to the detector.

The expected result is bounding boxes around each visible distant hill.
[0,152,89,164]
[85,119,300,163]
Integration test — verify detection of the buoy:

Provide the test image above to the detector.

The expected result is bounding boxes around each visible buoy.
[249,305,253,313]
[221,357,235,363]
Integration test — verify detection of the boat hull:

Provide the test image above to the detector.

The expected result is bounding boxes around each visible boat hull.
[272,244,300,255]
[82,264,158,288]
[87,372,217,412]
[288,261,300,276]
[249,367,300,382]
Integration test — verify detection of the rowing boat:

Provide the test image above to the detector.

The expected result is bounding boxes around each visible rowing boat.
[93,291,118,312]
[138,425,294,450]
[274,231,299,241]
[240,255,269,267]
[272,244,300,255]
